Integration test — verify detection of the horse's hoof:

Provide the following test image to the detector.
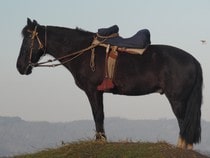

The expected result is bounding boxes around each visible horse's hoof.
[95,132,107,142]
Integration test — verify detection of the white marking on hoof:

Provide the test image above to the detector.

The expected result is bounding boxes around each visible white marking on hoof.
[187,144,193,150]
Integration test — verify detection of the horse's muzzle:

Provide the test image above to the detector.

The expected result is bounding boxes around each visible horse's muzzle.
[16,62,33,75]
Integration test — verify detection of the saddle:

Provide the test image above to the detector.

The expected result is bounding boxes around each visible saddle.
[94,25,151,91]
[97,25,151,49]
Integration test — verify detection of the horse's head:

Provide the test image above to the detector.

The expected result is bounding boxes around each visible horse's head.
[17,18,45,75]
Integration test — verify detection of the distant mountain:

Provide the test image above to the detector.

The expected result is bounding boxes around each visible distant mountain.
[0,116,209,157]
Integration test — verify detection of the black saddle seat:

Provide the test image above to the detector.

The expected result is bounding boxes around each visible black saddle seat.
[97,25,151,49]
[98,25,119,36]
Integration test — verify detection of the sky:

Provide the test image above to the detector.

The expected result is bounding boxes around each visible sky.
[0,0,210,122]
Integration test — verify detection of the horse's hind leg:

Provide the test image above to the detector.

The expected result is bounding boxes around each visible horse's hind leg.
[85,90,106,141]
[167,98,193,149]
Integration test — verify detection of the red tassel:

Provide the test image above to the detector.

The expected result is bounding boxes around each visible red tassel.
[97,78,114,91]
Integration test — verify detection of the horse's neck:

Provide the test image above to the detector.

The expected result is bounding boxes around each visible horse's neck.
[45,26,93,59]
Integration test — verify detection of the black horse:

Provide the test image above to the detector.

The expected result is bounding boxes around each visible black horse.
[17,18,203,149]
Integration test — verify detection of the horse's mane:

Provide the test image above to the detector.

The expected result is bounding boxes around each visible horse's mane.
[75,27,93,33]
[21,24,94,38]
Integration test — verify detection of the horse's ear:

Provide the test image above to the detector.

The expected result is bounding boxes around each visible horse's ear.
[27,18,39,27]
[33,19,38,25]
[27,18,33,26]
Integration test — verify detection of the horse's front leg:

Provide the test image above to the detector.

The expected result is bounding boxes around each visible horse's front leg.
[85,90,106,141]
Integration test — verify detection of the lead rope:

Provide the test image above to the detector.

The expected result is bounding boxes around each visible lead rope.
[89,34,119,72]
[90,48,96,72]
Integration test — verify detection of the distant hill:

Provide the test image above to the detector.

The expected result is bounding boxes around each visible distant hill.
[0,116,209,157]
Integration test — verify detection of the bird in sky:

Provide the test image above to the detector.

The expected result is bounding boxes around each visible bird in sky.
[200,40,207,44]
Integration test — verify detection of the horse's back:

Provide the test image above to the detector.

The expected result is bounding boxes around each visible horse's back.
[149,44,196,62]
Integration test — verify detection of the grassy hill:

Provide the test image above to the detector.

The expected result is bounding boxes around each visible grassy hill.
[1,117,210,156]
[14,141,208,158]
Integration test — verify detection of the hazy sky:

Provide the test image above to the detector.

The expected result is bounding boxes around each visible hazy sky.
[0,0,209,122]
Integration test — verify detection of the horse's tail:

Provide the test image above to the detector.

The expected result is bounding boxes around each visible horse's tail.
[181,60,203,144]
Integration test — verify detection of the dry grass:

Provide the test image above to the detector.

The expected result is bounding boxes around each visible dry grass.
[14,140,208,158]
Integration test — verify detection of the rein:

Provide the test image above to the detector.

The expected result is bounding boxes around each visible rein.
[28,26,106,68]
[34,43,104,67]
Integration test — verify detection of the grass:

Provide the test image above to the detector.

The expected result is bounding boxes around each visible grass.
[14,140,208,158]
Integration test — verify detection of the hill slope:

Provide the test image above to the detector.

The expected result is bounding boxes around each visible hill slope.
[14,141,208,158]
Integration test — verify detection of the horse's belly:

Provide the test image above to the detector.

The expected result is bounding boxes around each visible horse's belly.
[113,82,162,96]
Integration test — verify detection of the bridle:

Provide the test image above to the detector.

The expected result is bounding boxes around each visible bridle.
[27,25,106,69]
[27,25,46,67]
